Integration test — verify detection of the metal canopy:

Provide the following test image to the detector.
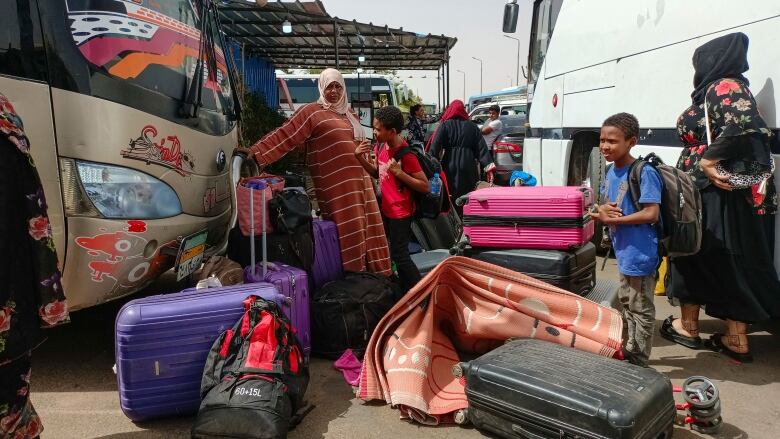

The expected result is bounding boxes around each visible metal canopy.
[218,1,457,71]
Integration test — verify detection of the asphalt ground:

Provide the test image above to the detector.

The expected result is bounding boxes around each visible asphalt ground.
[30,256,779,438]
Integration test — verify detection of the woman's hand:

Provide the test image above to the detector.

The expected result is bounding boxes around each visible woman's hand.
[354,140,372,158]
[235,147,253,158]
[700,158,733,191]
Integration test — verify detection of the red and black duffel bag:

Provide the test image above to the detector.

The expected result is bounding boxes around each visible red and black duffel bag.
[192,295,309,439]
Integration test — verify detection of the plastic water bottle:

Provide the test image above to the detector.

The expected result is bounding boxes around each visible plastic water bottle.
[430,173,442,196]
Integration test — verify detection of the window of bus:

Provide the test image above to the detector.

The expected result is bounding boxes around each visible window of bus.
[528,0,562,84]
[37,1,236,135]
[284,78,319,104]
[0,0,47,82]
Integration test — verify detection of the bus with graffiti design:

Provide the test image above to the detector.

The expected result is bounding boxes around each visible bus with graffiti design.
[1,0,240,309]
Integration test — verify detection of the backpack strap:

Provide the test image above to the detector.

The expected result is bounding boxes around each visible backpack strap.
[625,159,644,212]
[392,146,413,162]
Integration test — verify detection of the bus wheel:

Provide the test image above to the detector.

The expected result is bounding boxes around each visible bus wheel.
[567,134,605,250]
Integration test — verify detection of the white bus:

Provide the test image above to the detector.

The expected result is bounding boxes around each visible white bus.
[514,0,780,268]
[278,73,400,139]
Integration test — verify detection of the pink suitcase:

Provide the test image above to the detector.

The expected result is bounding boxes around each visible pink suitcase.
[462,186,594,250]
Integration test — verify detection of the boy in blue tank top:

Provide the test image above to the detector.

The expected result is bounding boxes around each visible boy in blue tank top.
[591,113,662,367]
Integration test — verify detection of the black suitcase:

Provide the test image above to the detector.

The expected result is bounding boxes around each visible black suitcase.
[411,209,461,250]
[462,243,596,296]
[410,250,450,276]
[584,278,621,310]
[457,339,675,439]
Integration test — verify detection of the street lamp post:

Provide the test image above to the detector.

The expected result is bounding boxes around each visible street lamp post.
[503,35,521,88]
[456,69,466,102]
[472,56,483,94]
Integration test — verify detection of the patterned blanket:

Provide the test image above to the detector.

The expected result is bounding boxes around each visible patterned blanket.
[358,256,623,425]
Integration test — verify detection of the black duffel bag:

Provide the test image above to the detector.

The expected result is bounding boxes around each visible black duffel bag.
[192,296,308,439]
[311,272,400,359]
[269,188,312,233]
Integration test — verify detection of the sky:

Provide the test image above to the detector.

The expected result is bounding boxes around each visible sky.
[322,0,534,106]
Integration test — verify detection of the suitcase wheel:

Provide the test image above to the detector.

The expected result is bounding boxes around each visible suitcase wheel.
[451,362,467,379]
[453,408,469,425]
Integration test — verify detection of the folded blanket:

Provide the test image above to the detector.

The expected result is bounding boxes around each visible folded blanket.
[358,256,623,425]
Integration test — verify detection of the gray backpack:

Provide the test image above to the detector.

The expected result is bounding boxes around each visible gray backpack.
[624,153,702,258]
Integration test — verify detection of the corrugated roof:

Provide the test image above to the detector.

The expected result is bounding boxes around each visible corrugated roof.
[218,1,456,70]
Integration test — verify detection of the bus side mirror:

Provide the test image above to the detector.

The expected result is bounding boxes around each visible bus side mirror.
[503,0,519,33]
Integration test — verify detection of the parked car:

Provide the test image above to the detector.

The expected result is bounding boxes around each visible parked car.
[486,114,525,186]
[469,99,528,125]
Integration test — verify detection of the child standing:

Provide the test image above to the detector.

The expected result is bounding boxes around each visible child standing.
[355,106,429,293]
[592,113,662,367]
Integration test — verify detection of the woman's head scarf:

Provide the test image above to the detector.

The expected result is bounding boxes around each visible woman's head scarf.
[317,68,365,140]
[440,99,470,122]
[425,100,471,150]
[691,32,750,104]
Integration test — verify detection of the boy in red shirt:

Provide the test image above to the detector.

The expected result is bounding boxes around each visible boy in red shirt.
[356,106,429,292]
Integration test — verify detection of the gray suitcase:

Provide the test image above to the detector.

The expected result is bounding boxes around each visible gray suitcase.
[457,339,675,439]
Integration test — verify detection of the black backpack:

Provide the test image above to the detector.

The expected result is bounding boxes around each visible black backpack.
[617,153,702,258]
[311,272,400,359]
[192,296,309,439]
[392,141,451,219]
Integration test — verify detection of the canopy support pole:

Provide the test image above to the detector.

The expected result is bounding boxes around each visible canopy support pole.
[445,48,451,105]
[334,21,340,69]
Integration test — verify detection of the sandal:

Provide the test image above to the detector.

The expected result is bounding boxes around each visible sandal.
[659,315,702,349]
[705,333,753,363]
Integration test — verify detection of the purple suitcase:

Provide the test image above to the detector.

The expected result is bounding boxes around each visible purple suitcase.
[312,219,343,290]
[115,283,283,421]
[244,262,311,359]
[242,183,312,359]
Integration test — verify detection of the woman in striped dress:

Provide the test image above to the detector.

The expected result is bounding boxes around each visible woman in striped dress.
[240,69,392,276]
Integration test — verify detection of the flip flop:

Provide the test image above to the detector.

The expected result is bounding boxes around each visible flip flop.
[659,315,702,350]
[704,333,753,363]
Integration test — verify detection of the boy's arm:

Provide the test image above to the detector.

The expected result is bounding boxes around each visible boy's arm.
[388,159,429,193]
[602,203,659,225]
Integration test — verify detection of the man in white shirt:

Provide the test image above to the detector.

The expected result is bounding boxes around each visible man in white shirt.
[481,104,503,148]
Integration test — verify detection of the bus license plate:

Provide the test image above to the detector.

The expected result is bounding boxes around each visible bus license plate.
[175,230,208,281]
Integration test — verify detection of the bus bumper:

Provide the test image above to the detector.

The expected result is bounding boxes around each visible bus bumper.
[61,209,231,311]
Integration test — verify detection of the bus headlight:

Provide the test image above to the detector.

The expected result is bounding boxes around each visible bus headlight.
[72,161,182,219]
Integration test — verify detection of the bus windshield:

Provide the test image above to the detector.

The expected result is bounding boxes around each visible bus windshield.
[528,0,563,84]
[39,0,236,136]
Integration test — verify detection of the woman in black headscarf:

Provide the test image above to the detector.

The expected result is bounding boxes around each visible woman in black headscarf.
[660,33,780,363]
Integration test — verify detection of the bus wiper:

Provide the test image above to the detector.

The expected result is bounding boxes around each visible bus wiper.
[180,0,209,119]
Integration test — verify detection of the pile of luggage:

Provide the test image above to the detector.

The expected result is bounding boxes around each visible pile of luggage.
[114,170,399,437]
[112,169,684,438]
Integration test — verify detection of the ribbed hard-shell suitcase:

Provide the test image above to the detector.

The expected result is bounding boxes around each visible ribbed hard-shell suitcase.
[461,243,596,296]
[244,262,311,360]
[242,180,312,359]
[115,283,284,421]
[585,278,621,310]
[458,339,675,439]
[462,186,594,250]
[312,219,343,290]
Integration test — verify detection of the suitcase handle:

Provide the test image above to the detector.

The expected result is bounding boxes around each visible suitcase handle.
[455,195,470,206]
[511,424,561,439]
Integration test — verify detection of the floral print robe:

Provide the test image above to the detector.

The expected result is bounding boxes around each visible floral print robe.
[1,93,69,438]
[676,79,777,215]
